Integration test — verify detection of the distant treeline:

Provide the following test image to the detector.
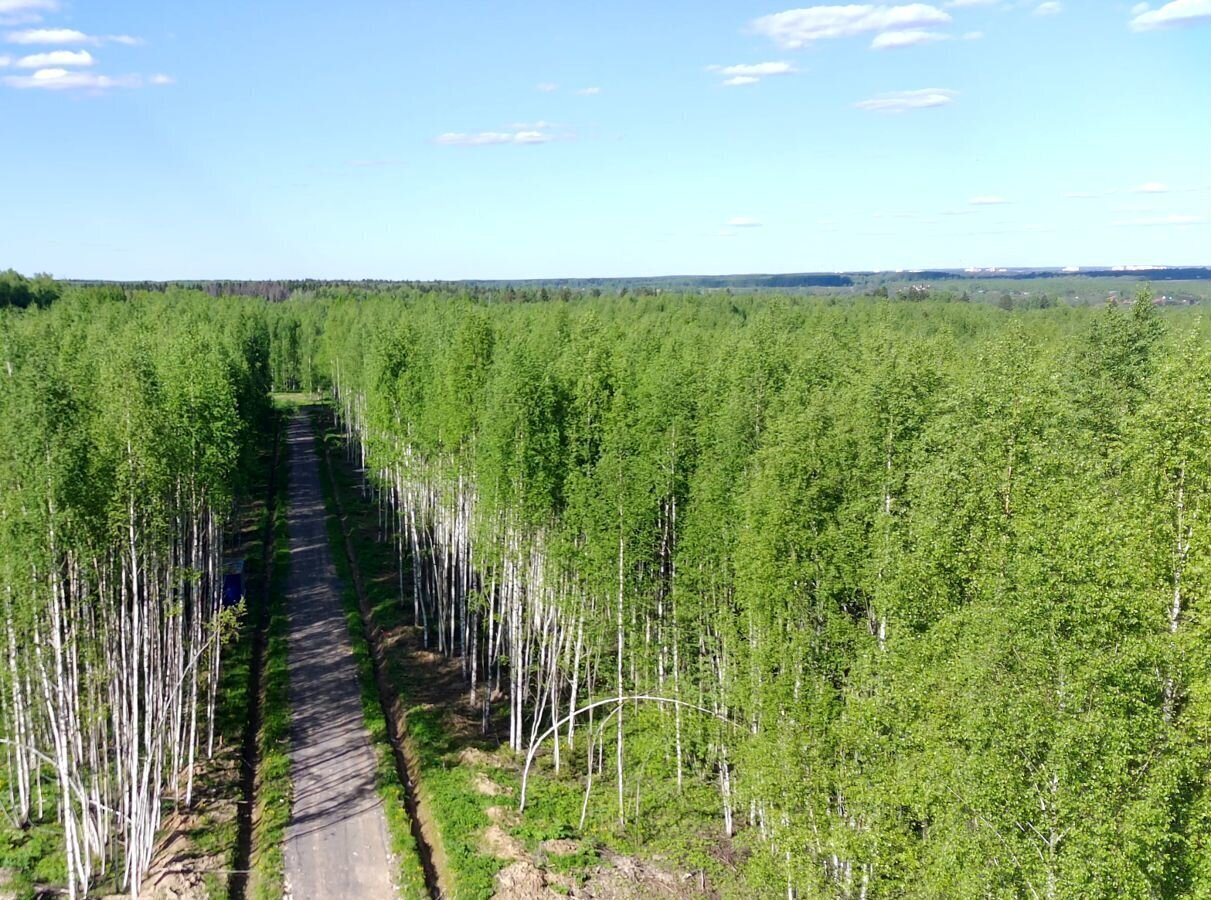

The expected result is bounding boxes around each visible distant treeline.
[54,266,1210,303]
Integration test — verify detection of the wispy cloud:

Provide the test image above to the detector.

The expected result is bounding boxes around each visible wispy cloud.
[149,73,173,85]
[727,216,763,227]
[946,0,995,6]
[1033,2,1062,15]
[710,60,797,85]
[535,82,557,92]
[854,87,956,111]
[0,54,9,66]
[720,61,797,77]
[969,195,1008,205]
[16,49,92,67]
[434,129,563,146]
[3,66,141,89]
[0,0,57,12]
[870,29,949,48]
[5,27,141,45]
[1132,181,1169,193]
[751,4,951,49]
[1130,0,1211,30]
[1063,191,1100,199]
[576,86,601,95]
[0,0,56,25]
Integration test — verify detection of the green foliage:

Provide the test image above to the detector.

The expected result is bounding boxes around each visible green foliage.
[293,290,1211,898]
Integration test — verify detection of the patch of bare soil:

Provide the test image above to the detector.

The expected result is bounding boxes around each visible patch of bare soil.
[493,860,565,900]
[460,746,507,768]
[574,853,709,899]
[98,813,230,900]
[474,771,507,796]
[491,850,711,900]
[539,838,581,856]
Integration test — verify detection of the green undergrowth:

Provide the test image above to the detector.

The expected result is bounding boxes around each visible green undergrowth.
[189,412,285,900]
[316,415,502,899]
[0,821,65,900]
[249,420,291,900]
[313,409,431,900]
[314,407,751,898]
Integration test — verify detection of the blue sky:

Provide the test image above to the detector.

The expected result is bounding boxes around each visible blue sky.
[1,0,1208,279]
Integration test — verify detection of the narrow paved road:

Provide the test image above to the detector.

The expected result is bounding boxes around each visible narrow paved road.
[283,411,397,900]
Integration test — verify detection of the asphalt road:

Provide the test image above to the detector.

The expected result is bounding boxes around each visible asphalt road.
[282,411,397,900]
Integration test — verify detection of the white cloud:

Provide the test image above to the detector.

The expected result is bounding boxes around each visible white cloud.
[711,60,797,85]
[0,0,56,11]
[1033,2,1062,15]
[1115,213,1206,226]
[720,61,797,77]
[149,73,173,85]
[728,216,763,227]
[576,86,601,95]
[5,27,141,44]
[1130,0,1211,29]
[871,29,949,48]
[3,66,141,89]
[962,30,984,39]
[1133,181,1169,192]
[16,49,92,67]
[969,195,1008,205]
[854,87,956,111]
[535,82,557,92]
[751,4,951,48]
[1131,2,1151,12]
[0,54,9,66]
[6,26,83,42]
[946,0,995,5]
[434,129,561,146]
[0,0,54,23]
[0,0,53,23]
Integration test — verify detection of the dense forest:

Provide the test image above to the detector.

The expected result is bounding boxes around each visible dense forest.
[275,289,1211,898]
[2,284,1209,898]
[0,288,270,897]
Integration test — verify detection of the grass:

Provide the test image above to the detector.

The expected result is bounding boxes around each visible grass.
[249,427,292,900]
[312,416,495,898]
[310,404,754,898]
[0,821,65,900]
[311,409,432,899]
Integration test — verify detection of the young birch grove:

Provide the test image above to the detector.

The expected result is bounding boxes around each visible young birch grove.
[298,289,1210,899]
[3,282,1210,899]
[0,289,270,897]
